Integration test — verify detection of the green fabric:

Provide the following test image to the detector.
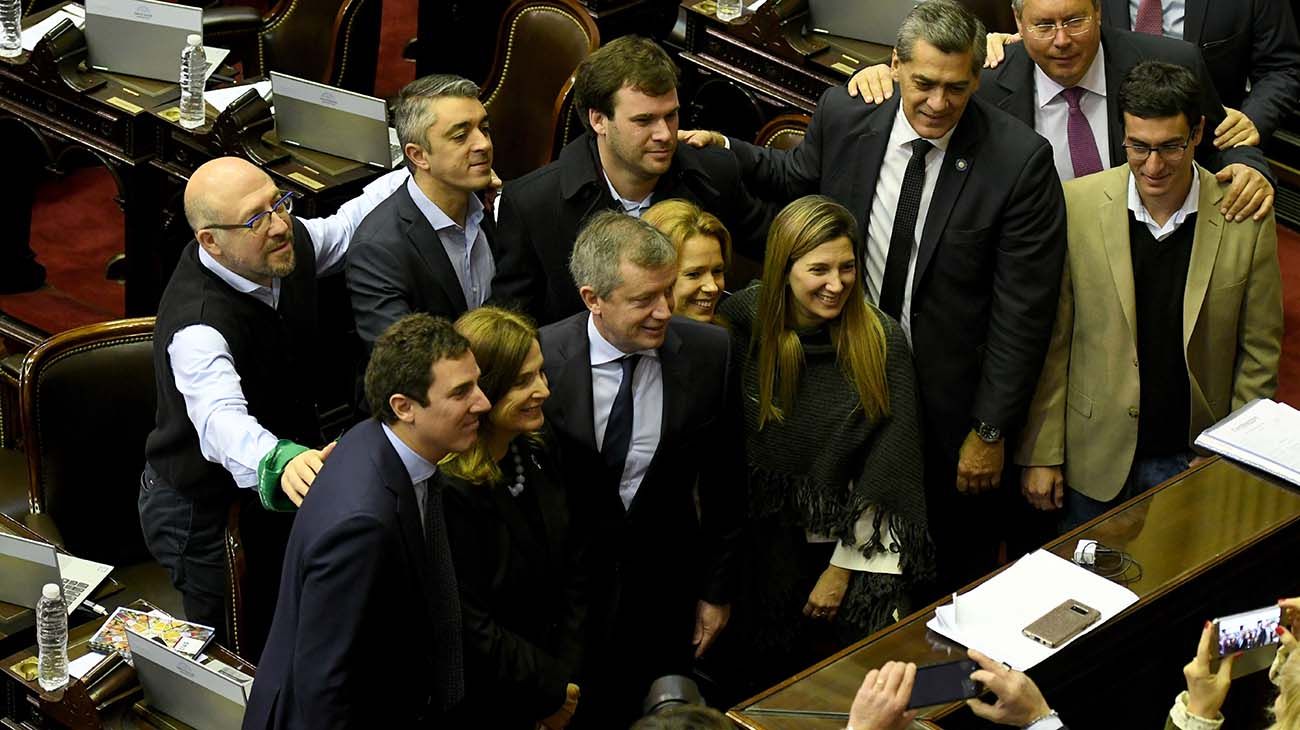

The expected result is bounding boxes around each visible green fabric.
[257,440,310,512]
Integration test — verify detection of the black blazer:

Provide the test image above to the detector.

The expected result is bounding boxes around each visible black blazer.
[243,419,459,729]
[346,183,498,353]
[537,313,744,679]
[1102,0,1300,140]
[491,133,773,325]
[442,438,586,727]
[979,25,1276,183]
[729,88,1067,457]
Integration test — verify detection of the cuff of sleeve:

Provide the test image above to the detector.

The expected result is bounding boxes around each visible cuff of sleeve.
[257,440,309,512]
[1271,642,1292,685]
[1023,712,1064,730]
[722,135,732,150]
[1169,691,1224,730]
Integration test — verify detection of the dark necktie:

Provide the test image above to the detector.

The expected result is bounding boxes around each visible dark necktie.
[601,354,642,475]
[421,478,464,708]
[1062,87,1104,179]
[1133,0,1164,35]
[880,138,932,319]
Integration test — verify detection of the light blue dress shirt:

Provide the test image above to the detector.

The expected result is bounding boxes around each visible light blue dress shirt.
[380,422,438,534]
[586,314,662,510]
[404,176,495,309]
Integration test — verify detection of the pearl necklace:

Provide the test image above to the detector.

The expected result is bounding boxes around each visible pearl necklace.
[506,443,526,497]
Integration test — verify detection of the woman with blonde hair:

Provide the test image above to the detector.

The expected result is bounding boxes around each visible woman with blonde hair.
[715,195,932,693]
[441,306,583,729]
[642,198,732,323]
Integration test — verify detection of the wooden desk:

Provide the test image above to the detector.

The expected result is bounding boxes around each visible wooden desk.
[729,458,1300,729]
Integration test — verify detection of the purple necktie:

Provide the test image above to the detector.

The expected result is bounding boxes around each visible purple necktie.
[1133,0,1164,35]
[1062,87,1104,179]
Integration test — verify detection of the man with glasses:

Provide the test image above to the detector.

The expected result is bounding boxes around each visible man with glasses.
[1016,61,1283,530]
[141,156,404,644]
[844,0,1277,223]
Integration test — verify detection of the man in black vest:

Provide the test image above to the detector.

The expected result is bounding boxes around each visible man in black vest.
[139,157,399,645]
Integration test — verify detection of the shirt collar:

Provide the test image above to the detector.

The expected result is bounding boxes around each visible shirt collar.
[380,421,439,486]
[197,245,278,306]
[890,102,956,152]
[586,313,660,366]
[406,176,484,233]
[602,171,654,216]
[1035,40,1108,109]
[1127,163,1202,240]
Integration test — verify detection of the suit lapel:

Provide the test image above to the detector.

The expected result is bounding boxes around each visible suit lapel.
[1184,0,1208,45]
[913,112,979,289]
[1183,167,1224,347]
[1103,0,1129,27]
[398,186,471,313]
[627,324,687,516]
[989,49,1037,126]
[549,319,598,452]
[849,96,898,243]
[368,421,438,622]
[1101,31,1128,166]
[1100,170,1138,344]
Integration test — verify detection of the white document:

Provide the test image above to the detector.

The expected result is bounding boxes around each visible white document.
[204,80,272,114]
[22,9,85,52]
[68,650,108,679]
[1195,399,1300,486]
[926,549,1139,670]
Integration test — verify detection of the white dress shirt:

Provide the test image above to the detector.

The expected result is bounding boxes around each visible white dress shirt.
[1129,0,1186,39]
[602,172,654,218]
[1034,46,1110,182]
[167,168,408,488]
[864,104,955,342]
[380,422,437,535]
[404,176,494,308]
[1128,163,1202,240]
[587,315,663,510]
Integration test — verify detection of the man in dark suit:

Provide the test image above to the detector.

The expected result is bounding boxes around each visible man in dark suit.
[243,314,491,729]
[694,0,1067,592]
[1101,0,1300,146]
[347,74,498,355]
[538,211,743,725]
[491,35,771,325]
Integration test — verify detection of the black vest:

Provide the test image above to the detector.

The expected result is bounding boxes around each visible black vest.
[145,219,323,502]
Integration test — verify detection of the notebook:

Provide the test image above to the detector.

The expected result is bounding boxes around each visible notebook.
[0,531,113,614]
[271,71,401,169]
[129,628,249,730]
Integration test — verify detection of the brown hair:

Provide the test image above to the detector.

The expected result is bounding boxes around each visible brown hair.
[365,314,470,425]
[573,35,678,131]
[441,307,541,484]
[753,196,889,428]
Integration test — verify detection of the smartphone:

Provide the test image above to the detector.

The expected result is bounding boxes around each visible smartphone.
[906,658,982,709]
[1022,599,1101,648]
[1212,604,1283,678]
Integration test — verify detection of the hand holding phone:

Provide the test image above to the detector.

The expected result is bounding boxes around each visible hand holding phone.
[1211,603,1284,677]
[905,659,982,709]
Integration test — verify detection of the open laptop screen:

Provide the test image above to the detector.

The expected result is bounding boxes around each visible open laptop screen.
[271,71,397,169]
[84,0,203,83]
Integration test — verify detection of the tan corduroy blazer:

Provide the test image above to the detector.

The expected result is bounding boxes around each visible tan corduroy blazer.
[1016,165,1283,502]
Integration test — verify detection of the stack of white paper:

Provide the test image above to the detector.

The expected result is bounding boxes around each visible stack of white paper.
[205,80,272,115]
[926,549,1139,670]
[1195,399,1300,486]
[22,5,85,52]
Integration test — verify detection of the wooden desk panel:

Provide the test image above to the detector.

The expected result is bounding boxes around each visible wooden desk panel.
[731,459,1300,729]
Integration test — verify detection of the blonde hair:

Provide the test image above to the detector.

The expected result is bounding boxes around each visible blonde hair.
[753,196,889,429]
[1271,647,1300,730]
[642,198,733,271]
[442,307,540,485]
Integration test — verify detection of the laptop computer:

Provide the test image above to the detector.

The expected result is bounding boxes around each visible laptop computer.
[128,628,250,730]
[84,0,204,83]
[0,532,112,614]
[807,0,920,46]
[271,71,402,169]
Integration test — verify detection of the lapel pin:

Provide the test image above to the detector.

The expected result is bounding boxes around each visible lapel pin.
[955,158,969,172]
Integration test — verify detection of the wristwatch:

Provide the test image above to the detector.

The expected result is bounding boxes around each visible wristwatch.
[973,419,1002,443]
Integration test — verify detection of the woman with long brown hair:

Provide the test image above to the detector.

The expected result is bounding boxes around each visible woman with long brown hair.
[716,195,932,693]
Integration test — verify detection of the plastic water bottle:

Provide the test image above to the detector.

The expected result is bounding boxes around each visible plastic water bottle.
[179,33,207,129]
[716,0,743,21]
[36,583,68,692]
[0,0,22,58]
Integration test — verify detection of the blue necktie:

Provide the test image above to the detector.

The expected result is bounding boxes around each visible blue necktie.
[602,354,642,475]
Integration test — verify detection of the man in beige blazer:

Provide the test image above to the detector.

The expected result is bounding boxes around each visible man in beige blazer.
[1017,61,1283,530]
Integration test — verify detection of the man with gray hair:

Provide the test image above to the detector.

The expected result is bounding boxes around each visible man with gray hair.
[537,210,744,726]
[347,73,498,356]
[683,0,1067,593]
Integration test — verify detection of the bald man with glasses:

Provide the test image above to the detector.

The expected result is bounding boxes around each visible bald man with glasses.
[140,156,405,644]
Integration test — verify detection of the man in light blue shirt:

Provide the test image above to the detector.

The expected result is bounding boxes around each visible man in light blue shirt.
[347,74,498,356]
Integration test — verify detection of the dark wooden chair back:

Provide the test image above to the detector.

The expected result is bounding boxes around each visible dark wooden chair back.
[480,0,600,180]
[755,113,810,152]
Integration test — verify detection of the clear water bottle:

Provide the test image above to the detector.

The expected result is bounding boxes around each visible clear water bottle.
[179,33,207,129]
[0,0,22,59]
[716,0,743,22]
[36,583,68,692]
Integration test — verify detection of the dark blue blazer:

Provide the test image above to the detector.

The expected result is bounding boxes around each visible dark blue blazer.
[242,418,459,729]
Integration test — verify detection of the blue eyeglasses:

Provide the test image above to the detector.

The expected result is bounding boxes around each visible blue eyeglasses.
[206,190,298,233]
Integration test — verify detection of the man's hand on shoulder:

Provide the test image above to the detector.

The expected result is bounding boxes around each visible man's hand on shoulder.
[1214,107,1260,150]
[280,441,337,507]
[984,32,1020,68]
[1215,163,1274,222]
[846,64,894,105]
[678,129,727,149]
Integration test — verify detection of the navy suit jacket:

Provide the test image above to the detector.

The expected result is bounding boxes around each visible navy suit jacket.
[242,419,459,729]
[1102,0,1300,140]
